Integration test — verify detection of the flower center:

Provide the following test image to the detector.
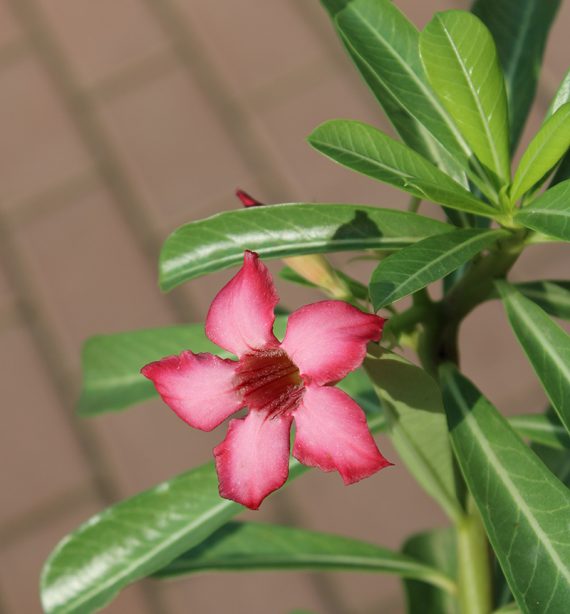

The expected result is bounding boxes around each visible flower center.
[235,348,303,416]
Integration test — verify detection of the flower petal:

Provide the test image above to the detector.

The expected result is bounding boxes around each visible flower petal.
[214,410,292,509]
[141,352,242,431]
[206,251,279,357]
[293,385,391,484]
[281,301,385,385]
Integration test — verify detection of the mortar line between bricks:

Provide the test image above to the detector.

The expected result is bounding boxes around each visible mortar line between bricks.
[0,484,94,550]
[0,212,167,614]
[0,212,121,506]
[139,0,298,204]
[6,0,199,325]
[4,3,183,612]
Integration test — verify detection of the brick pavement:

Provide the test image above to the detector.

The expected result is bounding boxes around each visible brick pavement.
[0,1,568,612]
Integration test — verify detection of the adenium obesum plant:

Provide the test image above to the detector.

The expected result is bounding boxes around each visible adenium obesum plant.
[41,2,570,614]
[142,250,390,509]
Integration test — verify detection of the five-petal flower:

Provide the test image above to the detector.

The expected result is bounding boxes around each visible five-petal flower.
[142,251,390,509]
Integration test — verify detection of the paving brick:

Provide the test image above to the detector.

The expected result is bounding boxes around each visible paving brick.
[155,568,325,614]
[0,0,21,49]
[0,57,92,210]
[460,300,549,416]
[13,183,176,367]
[170,0,325,99]
[88,396,223,497]
[0,497,153,614]
[35,0,167,89]
[0,325,91,526]
[98,66,257,232]
[542,0,570,95]
[255,70,409,207]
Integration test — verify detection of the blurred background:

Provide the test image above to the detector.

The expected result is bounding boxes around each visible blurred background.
[0,1,568,612]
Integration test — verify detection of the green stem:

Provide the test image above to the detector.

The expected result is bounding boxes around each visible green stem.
[418,231,526,374]
[456,502,492,614]
[408,196,421,213]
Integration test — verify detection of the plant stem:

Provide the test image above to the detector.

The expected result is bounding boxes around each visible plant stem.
[418,231,526,374]
[456,501,492,614]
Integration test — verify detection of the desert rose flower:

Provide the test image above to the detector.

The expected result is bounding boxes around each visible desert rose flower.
[142,251,390,509]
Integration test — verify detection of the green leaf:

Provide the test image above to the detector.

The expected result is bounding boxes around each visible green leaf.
[77,324,227,415]
[546,69,570,119]
[369,229,506,310]
[511,103,570,202]
[335,0,484,193]
[548,73,570,187]
[308,121,496,217]
[420,11,511,186]
[472,0,561,151]
[41,408,387,613]
[154,521,456,593]
[440,365,570,614]
[492,604,521,614]
[320,0,350,17]
[515,179,570,241]
[365,349,461,522]
[511,281,570,320]
[159,203,453,291]
[509,413,570,450]
[497,281,570,434]
[41,462,241,614]
[403,527,458,614]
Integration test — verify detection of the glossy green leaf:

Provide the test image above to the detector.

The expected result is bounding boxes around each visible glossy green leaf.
[509,414,570,450]
[403,527,458,614]
[533,444,570,489]
[511,103,570,202]
[159,204,452,291]
[441,366,570,614]
[472,0,561,151]
[497,281,570,434]
[370,229,506,310]
[547,72,570,187]
[308,121,496,217]
[515,179,570,241]
[365,349,461,522]
[77,324,228,415]
[546,69,570,119]
[41,404,387,614]
[41,462,241,614]
[511,281,570,320]
[420,11,511,186]
[335,0,485,193]
[154,521,455,592]
[320,0,350,16]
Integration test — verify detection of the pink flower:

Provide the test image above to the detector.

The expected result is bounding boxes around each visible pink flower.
[142,251,391,509]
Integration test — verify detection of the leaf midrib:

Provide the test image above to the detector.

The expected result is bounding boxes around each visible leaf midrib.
[436,15,506,182]
[447,377,570,587]
[373,230,503,306]
[44,498,234,613]
[345,5,472,160]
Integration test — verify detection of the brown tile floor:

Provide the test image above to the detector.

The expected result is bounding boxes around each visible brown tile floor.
[0,1,568,612]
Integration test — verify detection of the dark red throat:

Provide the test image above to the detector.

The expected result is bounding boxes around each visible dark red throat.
[235,348,304,416]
